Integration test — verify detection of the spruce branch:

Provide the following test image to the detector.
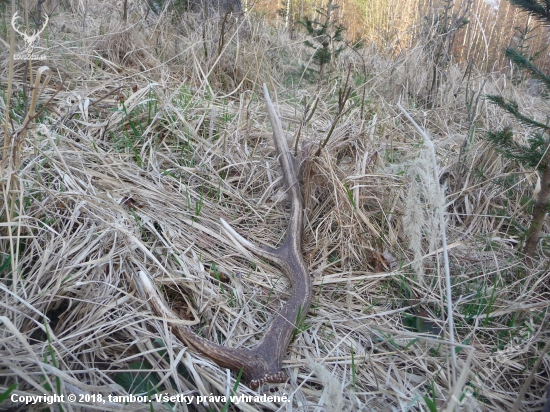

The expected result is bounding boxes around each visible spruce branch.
[508,0,550,23]
[485,0,550,267]
[504,48,550,89]
[486,128,549,170]
[486,95,550,130]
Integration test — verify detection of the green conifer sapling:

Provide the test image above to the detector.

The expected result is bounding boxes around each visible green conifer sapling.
[486,0,550,267]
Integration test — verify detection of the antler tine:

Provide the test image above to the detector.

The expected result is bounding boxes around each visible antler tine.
[219,84,302,260]
[219,218,280,262]
[262,84,300,200]
[221,84,302,255]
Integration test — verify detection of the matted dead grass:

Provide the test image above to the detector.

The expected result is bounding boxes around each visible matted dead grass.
[0,4,549,412]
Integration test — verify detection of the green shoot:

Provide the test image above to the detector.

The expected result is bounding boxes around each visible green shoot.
[221,368,243,412]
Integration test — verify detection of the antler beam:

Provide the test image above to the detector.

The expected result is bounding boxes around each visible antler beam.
[137,84,312,389]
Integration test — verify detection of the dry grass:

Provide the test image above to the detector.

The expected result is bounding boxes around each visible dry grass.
[0,3,549,412]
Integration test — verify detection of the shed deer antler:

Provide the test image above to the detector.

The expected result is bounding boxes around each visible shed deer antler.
[137,84,312,389]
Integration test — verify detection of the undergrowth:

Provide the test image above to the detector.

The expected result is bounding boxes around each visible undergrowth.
[0,2,548,412]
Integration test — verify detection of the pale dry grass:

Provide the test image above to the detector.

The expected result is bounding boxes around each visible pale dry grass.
[0,3,548,412]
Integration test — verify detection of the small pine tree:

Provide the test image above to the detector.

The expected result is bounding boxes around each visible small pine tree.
[510,16,547,84]
[299,0,346,80]
[486,0,550,267]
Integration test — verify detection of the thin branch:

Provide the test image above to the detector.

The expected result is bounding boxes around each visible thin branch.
[313,63,353,158]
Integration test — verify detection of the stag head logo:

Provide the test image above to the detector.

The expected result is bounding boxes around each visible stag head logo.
[11,11,49,61]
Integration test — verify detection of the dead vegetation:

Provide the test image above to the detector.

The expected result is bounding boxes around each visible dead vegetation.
[0,2,549,412]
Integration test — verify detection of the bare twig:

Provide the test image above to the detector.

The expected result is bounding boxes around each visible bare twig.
[313,63,353,158]
[293,95,318,156]
[511,338,550,412]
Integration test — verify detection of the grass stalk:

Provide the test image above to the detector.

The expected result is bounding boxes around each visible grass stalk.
[398,103,458,386]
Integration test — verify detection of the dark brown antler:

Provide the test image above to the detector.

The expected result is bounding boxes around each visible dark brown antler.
[137,84,312,389]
